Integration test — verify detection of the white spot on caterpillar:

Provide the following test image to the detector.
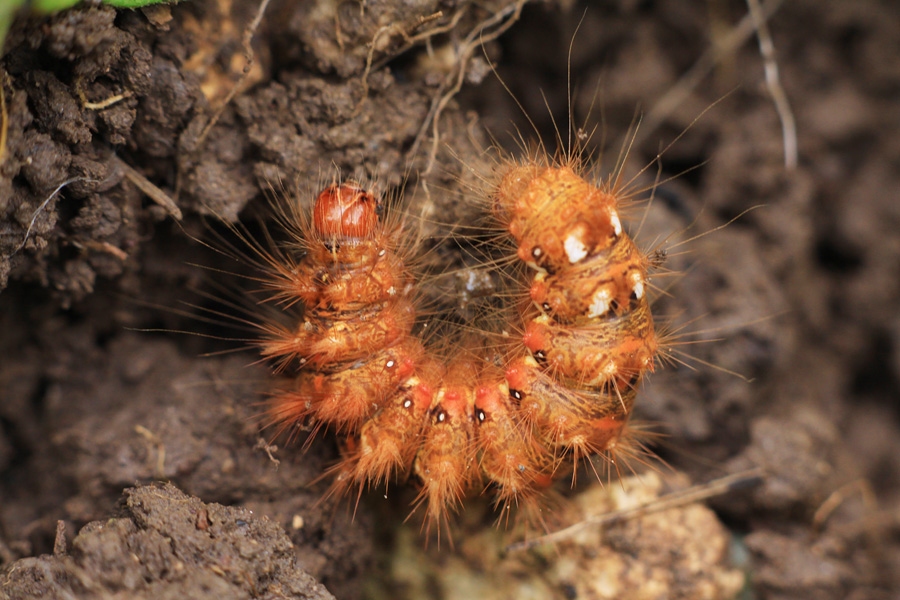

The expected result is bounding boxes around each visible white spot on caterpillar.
[589,288,611,318]
[610,211,622,237]
[564,233,588,263]
[522,355,540,368]
[631,273,644,299]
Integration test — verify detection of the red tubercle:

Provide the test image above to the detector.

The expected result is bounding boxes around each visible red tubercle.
[407,358,442,408]
[529,277,549,306]
[474,377,509,416]
[313,182,381,240]
[504,355,538,392]
[438,385,475,420]
[521,320,546,355]
[384,338,425,380]
[516,242,537,266]
[411,380,436,413]
[397,355,418,379]
[440,360,478,397]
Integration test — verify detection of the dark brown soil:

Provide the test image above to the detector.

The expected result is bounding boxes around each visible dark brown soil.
[2,0,899,599]
[1,482,335,599]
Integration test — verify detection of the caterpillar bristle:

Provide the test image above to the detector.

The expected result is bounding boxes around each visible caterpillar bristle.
[224,97,702,538]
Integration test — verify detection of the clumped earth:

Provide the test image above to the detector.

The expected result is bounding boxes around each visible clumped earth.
[2,482,335,599]
[1,0,899,599]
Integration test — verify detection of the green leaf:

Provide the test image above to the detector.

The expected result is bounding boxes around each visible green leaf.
[1,0,27,53]
[30,0,81,13]
[2,0,184,57]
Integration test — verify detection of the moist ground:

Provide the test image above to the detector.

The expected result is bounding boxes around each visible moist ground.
[1,1,899,598]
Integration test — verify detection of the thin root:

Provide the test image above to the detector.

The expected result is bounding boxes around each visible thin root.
[746,0,798,169]
[355,10,452,115]
[13,177,89,255]
[505,468,765,552]
[196,0,274,149]
[74,75,133,110]
[0,70,8,169]
[407,0,527,174]
[630,0,786,150]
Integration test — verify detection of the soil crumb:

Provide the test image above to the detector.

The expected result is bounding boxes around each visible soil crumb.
[380,473,744,600]
[0,482,335,600]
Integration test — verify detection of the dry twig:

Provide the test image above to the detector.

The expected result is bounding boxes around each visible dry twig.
[631,0,786,149]
[196,0,274,148]
[505,468,764,553]
[746,0,798,169]
[112,155,183,221]
[0,70,9,169]
[408,0,528,173]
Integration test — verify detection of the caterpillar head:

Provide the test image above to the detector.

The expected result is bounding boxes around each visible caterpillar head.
[313,182,382,242]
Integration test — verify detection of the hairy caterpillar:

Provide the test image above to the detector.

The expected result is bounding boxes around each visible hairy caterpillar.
[252,151,661,540]
[493,158,657,464]
[260,183,427,441]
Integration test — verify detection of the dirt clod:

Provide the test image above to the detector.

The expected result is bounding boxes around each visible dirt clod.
[1,482,335,600]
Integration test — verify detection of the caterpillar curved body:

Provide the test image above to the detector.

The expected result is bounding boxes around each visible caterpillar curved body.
[261,183,426,438]
[260,163,660,534]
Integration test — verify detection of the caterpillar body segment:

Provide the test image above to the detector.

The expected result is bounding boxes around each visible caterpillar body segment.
[493,161,658,476]
[493,164,623,272]
[259,297,417,372]
[320,364,439,504]
[412,360,479,536]
[267,336,426,435]
[528,230,649,321]
[503,355,636,459]
[261,180,426,449]
[522,301,657,387]
[474,368,556,523]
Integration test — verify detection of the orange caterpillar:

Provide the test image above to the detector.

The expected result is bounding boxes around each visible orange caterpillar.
[493,160,658,466]
[261,183,428,440]
[258,169,659,537]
